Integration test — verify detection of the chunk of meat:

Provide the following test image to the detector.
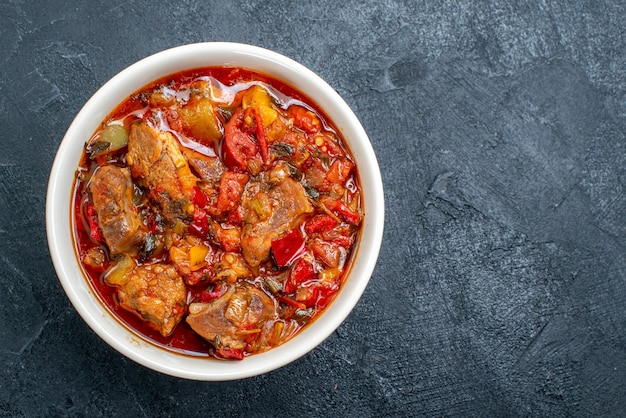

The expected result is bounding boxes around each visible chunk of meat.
[126,122,198,223]
[89,165,147,255]
[106,258,186,337]
[186,283,276,350]
[211,221,242,253]
[213,253,251,283]
[241,176,314,266]
[82,246,107,272]
[183,148,225,185]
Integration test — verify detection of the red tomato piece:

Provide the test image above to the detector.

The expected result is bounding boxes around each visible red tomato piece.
[324,199,361,225]
[297,282,338,309]
[284,258,316,294]
[252,107,269,164]
[223,108,259,172]
[215,172,249,214]
[288,105,320,134]
[216,348,244,360]
[331,235,353,248]
[200,284,227,303]
[185,270,208,286]
[271,228,306,268]
[315,283,339,308]
[311,239,341,268]
[305,214,339,235]
[320,136,344,157]
[192,185,210,209]
[224,205,244,226]
[85,202,103,242]
[326,159,354,185]
[190,208,210,238]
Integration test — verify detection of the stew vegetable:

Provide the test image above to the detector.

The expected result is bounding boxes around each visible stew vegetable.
[73,67,362,360]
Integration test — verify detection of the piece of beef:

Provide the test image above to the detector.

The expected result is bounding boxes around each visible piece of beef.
[240,176,314,266]
[89,165,146,255]
[183,148,225,185]
[186,283,276,350]
[126,121,198,223]
[107,258,186,337]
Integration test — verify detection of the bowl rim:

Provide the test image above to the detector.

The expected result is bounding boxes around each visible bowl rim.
[46,42,384,381]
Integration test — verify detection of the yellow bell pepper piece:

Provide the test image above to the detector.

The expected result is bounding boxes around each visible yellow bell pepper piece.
[242,85,278,127]
[319,267,342,283]
[104,255,134,286]
[179,97,222,144]
[189,245,209,271]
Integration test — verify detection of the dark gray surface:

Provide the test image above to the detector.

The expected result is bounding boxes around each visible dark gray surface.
[1,1,625,416]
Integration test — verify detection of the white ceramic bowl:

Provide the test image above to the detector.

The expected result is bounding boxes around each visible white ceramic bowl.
[46,42,384,381]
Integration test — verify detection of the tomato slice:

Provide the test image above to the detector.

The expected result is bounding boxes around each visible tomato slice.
[310,239,341,268]
[326,159,354,185]
[288,105,321,134]
[223,108,259,172]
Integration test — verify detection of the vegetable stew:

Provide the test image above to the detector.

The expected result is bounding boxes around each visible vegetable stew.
[72,67,362,360]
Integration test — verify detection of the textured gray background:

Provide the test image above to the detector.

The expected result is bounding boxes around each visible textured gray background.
[1,1,625,416]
